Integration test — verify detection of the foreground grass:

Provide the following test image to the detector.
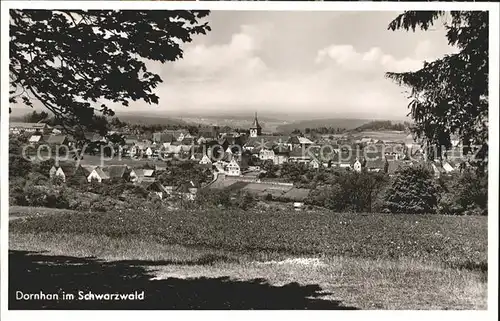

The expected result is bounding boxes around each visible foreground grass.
[10,232,487,309]
[10,207,488,271]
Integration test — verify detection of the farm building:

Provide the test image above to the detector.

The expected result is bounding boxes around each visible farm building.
[10,122,48,134]
[139,180,169,199]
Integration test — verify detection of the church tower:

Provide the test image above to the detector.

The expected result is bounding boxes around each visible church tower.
[249,112,262,138]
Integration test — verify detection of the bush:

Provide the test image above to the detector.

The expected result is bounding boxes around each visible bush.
[90,197,118,212]
[384,165,438,214]
[437,170,487,216]
[194,188,231,208]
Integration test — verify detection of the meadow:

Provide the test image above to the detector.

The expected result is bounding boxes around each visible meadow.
[9,206,488,309]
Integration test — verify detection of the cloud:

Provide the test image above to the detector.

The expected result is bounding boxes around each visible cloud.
[172,24,269,80]
[137,23,446,119]
[315,44,428,73]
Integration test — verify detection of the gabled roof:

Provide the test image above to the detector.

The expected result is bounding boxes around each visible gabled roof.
[46,135,68,145]
[93,168,110,180]
[103,165,129,178]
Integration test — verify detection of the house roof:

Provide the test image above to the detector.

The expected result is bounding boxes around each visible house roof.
[29,135,43,143]
[46,135,68,145]
[143,169,155,177]
[93,168,110,180]
[103,165,128,178]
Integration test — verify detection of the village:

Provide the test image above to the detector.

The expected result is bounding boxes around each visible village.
[9,112,470,208]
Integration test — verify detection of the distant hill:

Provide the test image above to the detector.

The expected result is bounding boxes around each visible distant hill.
[350,120,410,133]
[116,114,196,127]
[276,118,371,134]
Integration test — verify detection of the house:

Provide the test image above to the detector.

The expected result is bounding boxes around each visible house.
[226,158,241,176]
[329,152,352,169]
[87,167,110,183]
[442,161,455,173]
[124,135,139,146]
[105,165,131,180]
[139,180,168,199]
[199,154,212,165]
[430,162,446,178]
[309,158,321,169]
[153,132,175,144]
[288,147,311,163]
[129,168,155,183]
[175,181,198,200]
[288,136,314,148]
[363,150,388,172]
[48,163,78,182]
[273,146,290,165]
[259,148,275,161]
[353,159,362,172]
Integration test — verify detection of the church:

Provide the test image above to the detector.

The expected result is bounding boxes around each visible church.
[249,112,262,138]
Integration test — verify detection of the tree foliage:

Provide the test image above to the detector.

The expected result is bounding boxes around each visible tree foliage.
[384,165,438,214]
[10,9,211,139]
[386,11,488,171]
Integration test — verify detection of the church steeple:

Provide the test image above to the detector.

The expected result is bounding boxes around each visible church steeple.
[250,112,262,137]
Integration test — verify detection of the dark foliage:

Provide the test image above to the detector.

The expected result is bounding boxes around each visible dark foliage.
[386,11,488,171]
[10,9,211,138]
[384,165,438,214]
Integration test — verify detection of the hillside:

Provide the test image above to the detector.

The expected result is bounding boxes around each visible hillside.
[276,118,371,134]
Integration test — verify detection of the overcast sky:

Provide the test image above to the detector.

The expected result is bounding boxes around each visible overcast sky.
[135,10,457,120]
[16,10,458,121]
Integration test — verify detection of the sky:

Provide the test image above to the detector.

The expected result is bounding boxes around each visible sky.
[14,10,459,121]
[138,10,457,120]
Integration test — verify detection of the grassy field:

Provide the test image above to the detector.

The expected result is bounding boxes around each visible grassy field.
[353,130,408,142]
[9,206,488,309]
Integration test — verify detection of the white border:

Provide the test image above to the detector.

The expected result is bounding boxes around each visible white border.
[1,1,498,321]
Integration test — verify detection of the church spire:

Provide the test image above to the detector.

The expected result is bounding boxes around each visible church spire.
[250,111,262,137]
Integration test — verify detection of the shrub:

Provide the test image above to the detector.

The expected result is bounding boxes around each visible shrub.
[384,165,438,214]
[437,170,487,216]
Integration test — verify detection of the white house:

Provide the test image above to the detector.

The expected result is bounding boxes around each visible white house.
[259,148,275,161]
[309,158,320,169]
[442,161,455,173]
[87,168,110,183]
[49,166,67,182]
[199,154,212,165]
[145,147,153,158]
[226,158,241,177]
[353,159,362,172]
